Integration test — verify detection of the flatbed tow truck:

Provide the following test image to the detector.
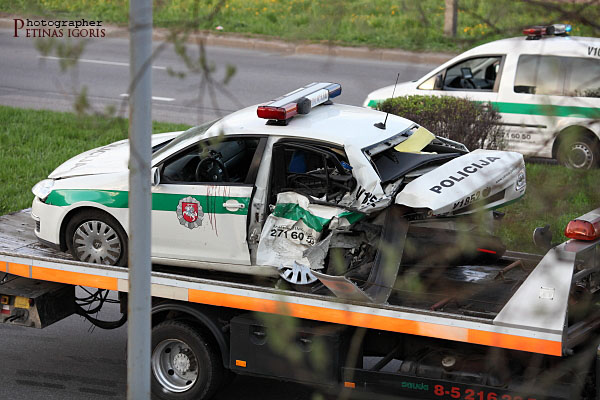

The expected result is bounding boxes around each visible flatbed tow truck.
[1,207,600,400]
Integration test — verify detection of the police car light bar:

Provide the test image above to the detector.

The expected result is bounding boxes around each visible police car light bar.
[523,24,571,39]
[257,82,342,121]
[565,210,600,241]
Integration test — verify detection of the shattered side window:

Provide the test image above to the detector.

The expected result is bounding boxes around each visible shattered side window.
[271,142,355,203]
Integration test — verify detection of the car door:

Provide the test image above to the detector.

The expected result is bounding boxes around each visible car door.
[151,136,265,265]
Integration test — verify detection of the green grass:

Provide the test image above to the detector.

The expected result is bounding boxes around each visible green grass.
[0,106,598,253]
[1,0,598,52]
[0,106,190,214]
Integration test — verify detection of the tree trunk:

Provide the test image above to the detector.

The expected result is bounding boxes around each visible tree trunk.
[444,0,458,37]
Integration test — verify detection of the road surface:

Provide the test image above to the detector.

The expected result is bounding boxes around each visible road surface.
[0,27,434,125]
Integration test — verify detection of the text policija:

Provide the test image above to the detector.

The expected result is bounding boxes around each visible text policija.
[13,19,105,38]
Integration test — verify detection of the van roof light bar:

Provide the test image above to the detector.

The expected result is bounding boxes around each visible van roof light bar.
[257,82,342,123]
[523,24,572,40]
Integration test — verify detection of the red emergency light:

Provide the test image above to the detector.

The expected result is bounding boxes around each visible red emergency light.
[257,103,298,120]
[523,26,546,38]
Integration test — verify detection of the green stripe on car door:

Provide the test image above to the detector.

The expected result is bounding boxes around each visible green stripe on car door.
[152,192,250,215]
[46,189,250,215]
[47,189,129,208]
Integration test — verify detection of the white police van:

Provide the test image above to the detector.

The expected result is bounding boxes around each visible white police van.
[364,25,600,169]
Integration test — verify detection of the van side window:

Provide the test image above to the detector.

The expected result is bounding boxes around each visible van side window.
[442,56,502,91]
[564,57,600,98]
[514,55,600,97]
[514,55,564,95]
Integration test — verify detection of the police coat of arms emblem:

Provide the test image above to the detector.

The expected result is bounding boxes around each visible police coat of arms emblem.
[176,196,204,229]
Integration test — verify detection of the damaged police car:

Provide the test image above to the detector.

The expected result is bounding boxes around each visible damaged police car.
[31,83,526,303]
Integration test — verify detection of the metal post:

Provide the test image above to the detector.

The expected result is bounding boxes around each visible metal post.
[128,0,152,398]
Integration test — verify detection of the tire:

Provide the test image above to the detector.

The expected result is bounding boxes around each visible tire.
[151,320,223,400]
[557,133,600,170]
[65,209,128,266]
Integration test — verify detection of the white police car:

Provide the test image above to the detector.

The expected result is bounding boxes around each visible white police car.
[364,25,600,169]
[31,83,526,289]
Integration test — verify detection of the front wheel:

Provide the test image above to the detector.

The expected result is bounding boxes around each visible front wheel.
[151,320,224,400]
[557,133,600,170]
[65,210,128,266]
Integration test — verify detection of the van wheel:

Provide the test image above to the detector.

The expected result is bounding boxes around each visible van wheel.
[151,320,223,400]
[65,210,128,266]
[557,133,600,170]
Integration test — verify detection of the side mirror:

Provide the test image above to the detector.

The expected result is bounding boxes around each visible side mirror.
[533,225,553,251]
[151,167,160,186]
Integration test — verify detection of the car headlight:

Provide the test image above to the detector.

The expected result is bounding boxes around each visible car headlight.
[515,168,526,191]
[32,179,55,201]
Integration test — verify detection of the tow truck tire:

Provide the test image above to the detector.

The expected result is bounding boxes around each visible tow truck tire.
[65,209,128,266]
[557,131,600,170]
[151,320,223,400]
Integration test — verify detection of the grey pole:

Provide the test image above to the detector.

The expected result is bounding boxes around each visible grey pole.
[128,0,152,398]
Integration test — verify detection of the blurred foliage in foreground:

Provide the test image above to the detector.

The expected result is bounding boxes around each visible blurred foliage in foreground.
[1,0,598,52]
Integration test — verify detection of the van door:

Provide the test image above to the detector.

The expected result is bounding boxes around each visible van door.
[500,54,600,158]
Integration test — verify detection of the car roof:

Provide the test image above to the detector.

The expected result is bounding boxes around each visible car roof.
[460,35,599,59]
[204,103,417,148]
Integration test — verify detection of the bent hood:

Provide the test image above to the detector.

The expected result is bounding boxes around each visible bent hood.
[395,149,526,216]
[48,132,182,179]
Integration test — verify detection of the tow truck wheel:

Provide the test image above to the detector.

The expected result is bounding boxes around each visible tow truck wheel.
[557,132,600,170]
[151,320,223,400]
[65,210,128,266]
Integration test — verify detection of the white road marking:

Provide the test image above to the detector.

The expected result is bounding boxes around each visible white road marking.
[38,56,167,70]
[119,93,175,102]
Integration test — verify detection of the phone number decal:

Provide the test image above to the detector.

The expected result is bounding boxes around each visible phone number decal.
[433,385,536,400]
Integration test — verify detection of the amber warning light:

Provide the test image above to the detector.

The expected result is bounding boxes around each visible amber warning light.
[565,213,600,241]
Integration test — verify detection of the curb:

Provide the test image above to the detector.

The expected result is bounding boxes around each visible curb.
[1,16,455,65]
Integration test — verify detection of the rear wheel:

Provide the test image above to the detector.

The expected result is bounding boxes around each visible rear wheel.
[557,132,600,170]
[65,210,128,266]
[151,320,223,400]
